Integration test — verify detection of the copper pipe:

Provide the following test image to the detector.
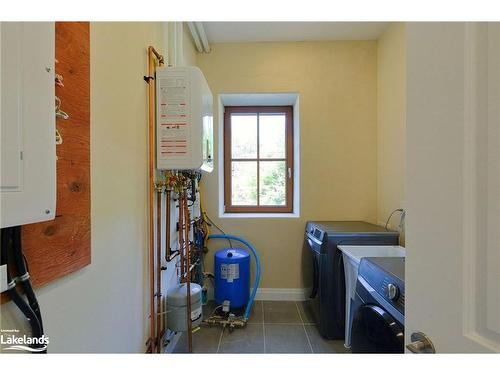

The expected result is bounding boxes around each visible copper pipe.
[156,188,163,353]
[183,189,193,353]
[178,190,185,280]
[165,188,171,262]
[147,47,156,354]
[149,46,165,65]
[146,45,164,353]
[184,191,191,281]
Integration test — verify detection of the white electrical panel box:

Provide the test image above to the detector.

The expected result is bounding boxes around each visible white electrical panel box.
[156,66,214,172]
[0,22,56,228]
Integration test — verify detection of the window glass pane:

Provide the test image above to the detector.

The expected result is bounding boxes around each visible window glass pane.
[259,114,286,159]
[259,161,286,206]
[231,114,257,159]
[231,161,257,205]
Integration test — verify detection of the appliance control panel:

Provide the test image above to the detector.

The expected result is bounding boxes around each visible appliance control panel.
[382,277,405,312]
[358,258,405,315]
[305,222,325,242]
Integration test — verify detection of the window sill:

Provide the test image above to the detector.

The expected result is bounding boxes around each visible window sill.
[220,212,300,219]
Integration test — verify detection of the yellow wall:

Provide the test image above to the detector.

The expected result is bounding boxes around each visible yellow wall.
[377,23,406,234]
[197,41,378,289]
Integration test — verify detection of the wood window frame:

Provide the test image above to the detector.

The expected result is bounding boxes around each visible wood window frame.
[224,106,294,213]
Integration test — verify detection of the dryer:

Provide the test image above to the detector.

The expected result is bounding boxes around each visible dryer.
[351,257,405,353]
[304,221,399,339]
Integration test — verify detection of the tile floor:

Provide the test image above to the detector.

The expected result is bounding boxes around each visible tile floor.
[173,300,349,354]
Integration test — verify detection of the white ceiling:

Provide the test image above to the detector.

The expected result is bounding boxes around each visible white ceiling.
[202,22,389,43]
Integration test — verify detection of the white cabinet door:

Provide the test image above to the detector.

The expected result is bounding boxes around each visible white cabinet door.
[0,22,56,228]
[406,22,500,353]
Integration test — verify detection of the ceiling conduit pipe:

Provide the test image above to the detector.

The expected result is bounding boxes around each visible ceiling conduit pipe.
[194,22,211,53]
[187,22,203,53]
[187,22,211,53]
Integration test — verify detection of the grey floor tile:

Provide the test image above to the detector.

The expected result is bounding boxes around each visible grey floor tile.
[263,301,301,323]
[202,300,218,318]
[246,300,263,324]
[173,324,223,353]
[175,300,350,354]
[264,324,312,353]
[296,300,316,324]
[219,324,265,353]
[305,325,350,354]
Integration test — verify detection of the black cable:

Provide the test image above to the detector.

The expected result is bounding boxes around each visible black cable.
[385,208,404,231]
[1,228,45,354]
[23,253,30,273]
[190,176,196,203]
[203,212,232,248]
[12,226,44,334]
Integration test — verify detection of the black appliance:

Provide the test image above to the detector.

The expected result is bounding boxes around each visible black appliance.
[304,221,399,339]
[351,257,405,353]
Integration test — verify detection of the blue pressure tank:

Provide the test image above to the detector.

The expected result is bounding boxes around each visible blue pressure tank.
[214,248,250,309]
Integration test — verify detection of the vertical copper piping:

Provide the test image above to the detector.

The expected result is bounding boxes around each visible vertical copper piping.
[165,188,171,261]
[147,46,156,354]
[146,45,164,353]
[178,189,185,280]
[184,189,191,282]
[156,188,163,353]
[184,188,193,353]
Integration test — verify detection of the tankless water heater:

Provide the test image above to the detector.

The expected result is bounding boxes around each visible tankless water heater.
[155,66,213,172]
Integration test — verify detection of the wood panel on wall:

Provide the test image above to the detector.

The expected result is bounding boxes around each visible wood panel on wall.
[2,22,90,302]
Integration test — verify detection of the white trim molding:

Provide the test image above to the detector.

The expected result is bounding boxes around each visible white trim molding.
[254,288,311,302]
[462,22,500,352]
[217,93,301,218]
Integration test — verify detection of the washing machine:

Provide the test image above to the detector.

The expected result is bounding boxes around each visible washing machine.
[304,221,399,339]
[350,257,405,353]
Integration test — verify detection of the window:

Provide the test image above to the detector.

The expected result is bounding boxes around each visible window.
[224,106,294,213]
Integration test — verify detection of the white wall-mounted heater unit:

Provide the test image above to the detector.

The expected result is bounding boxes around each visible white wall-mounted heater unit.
[0,22,56,228]
[156,66,213,172]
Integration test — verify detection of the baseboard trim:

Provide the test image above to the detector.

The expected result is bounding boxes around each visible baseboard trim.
[254,288,311,301]
[207,287,312,302]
